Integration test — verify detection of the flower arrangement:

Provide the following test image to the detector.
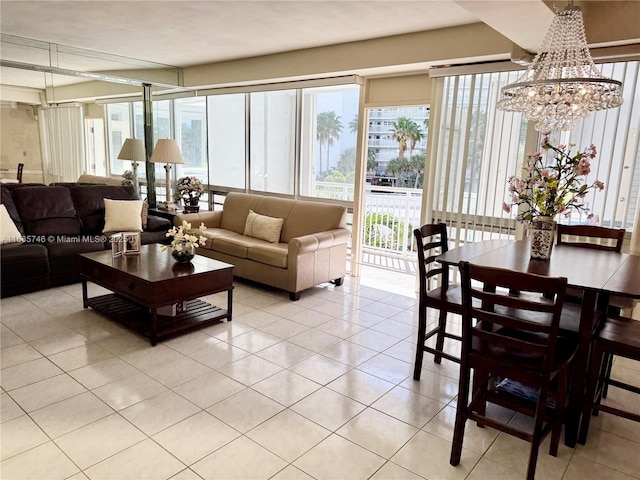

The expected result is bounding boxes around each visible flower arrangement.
[121,170,136,187]
[176,176,204,201]
[162,221,207,252]
[503,136,605,223]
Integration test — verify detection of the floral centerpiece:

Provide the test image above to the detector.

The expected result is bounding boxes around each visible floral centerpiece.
[162,220,207,263]
[503,135,605,259]
[176,176,205,213]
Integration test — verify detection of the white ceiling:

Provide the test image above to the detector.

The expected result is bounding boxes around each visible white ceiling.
[0,0,637,92]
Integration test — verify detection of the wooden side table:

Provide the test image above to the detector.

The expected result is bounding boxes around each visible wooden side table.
[149,207,183,224]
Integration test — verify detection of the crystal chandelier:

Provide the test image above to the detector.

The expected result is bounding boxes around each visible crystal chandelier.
[496,4,623,132]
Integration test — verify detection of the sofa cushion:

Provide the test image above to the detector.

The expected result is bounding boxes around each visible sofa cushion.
[0,204,23,244]
[103,199,143,233]
[12,186,82,236]
[212,232,255,258]
[1,187,24,235]
[70,185,139,233]
[244,210,284,243]
[0,243,49,297]
[247,243,288,269]
[282,201,347,243]
[219,192,262,234]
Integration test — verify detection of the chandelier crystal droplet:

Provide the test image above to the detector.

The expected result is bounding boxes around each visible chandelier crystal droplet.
[496,5,623,132]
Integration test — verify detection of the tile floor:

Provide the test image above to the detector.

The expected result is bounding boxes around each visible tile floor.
[1,272,639,480]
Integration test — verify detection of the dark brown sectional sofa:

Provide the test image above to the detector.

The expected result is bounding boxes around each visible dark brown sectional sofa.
[1,183,171,297]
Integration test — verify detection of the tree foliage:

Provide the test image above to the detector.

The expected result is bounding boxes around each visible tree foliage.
[317,111,343,174]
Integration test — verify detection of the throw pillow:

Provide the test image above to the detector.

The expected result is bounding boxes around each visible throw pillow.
[141,201,149,229]
[102,199,143,233]
[244,210,284,243]
[0,204,23,245]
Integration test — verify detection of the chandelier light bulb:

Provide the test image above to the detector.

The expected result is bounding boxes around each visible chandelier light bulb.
[496,4,623,131]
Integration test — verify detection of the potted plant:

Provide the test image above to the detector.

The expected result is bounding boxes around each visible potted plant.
[503,135,605,260]
[176,176,205,213]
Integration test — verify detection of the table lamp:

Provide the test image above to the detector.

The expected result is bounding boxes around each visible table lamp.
[116,138,145,191]
[150,139,184,210]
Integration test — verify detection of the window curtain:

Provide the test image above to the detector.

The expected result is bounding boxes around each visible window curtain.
[39,104,84,184]
[427,71,527,247]
[428,62,640,249]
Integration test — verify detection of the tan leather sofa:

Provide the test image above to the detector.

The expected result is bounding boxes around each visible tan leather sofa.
[175,192,350,300]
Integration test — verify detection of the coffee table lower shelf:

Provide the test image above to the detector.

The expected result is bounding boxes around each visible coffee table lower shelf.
[87,294,230,345]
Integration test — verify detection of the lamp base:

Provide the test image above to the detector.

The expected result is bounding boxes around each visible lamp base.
[157,201,179,211]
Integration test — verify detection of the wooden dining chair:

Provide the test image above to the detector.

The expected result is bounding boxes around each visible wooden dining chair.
[17,163,24,183]
[556,224,625,252]
[556,224,631,397]
[412,223,463,380]
[451,262,578,480]
[579,315,640,444]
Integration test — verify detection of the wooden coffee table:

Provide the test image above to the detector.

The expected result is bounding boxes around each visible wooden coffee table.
[80,244,234,345]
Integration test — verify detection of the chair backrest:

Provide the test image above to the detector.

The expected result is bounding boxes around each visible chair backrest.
[556,224,625,252]
[458,261,567,381]
[16,163,24,183]
[414,223,450,294]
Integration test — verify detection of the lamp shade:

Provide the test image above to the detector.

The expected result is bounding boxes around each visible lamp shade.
[117,138,146,162]
[150,139,184,165]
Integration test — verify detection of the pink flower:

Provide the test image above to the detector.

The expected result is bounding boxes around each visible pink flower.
[558,144,566,150]
[540,169,549,177]
[594,180,604,190]
[587,213,595,220]
[573,158,591,176]
[564,211,572,218]
[589,144,597,159]
[502,202,511,213]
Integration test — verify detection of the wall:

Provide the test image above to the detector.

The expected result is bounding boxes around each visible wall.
[0,103,43,183]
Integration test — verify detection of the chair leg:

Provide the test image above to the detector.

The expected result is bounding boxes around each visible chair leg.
[601,352,613,399]
[579,344,604,444]
[526,384,549,480]
[413,304,427,380]
[434,309,447,364]
[450,360,470,466]
[472,368,488,428]
[550,368,568,456]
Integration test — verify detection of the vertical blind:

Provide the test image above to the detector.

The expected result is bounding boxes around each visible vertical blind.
[39,104,85,184]
[429,61,640,249]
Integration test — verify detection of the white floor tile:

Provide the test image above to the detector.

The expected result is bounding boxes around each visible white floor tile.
[191,436,287,480]
[252,370,320,406]
[0,414,49,461]
[291,387,366,431]
[247,409,330,462]
[207,388,285,433]
[55,413,146,469]
[294,434,385,480]
[173,371,245,409]
[0,442,80,480]
[153,411,240,465]
[120,390,200,436]
[84,438,185,480]
[29,391,113,438]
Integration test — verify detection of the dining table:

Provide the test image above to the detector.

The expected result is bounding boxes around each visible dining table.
[437,238,640,447]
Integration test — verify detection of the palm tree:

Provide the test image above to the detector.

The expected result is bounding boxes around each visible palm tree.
[407,121,423,159]
[391,117,413,158]
[349,114,358,134]
[367,148,377,172]
[317,111,343,174]
[410,153,426,189]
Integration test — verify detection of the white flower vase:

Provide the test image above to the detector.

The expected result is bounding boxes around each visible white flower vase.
[529,216,556,261]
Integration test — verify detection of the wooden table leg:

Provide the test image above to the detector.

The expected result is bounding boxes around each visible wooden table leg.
[82,280,89,309]
[227,287,233,322]
[565,290,598,447]
[150,308,158,346]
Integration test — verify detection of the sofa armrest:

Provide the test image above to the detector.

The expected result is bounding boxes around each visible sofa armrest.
[174,211,222,228]
[288,229,351,255]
